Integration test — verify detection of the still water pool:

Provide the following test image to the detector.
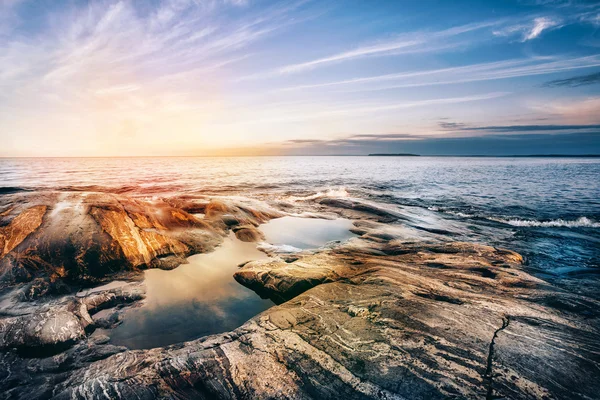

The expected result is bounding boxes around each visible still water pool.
[107,217,355,349]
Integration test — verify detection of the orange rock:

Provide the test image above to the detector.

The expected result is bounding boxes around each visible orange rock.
[0,205,47,259]
[90,207,189,268]
[205,201,230,218]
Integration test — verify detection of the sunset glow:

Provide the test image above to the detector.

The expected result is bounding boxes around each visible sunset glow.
[1,0,600,156]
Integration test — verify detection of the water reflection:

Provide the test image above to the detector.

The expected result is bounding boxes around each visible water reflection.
[108,233,271,349]
[260,216,356,250]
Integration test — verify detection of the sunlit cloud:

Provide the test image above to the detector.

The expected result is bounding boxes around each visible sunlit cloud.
[528,97,600,124]
[0,0,599,156]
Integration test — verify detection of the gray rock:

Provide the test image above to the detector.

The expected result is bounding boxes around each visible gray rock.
[0,193,598,399]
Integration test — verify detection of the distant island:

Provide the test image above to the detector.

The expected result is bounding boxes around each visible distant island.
[366,154,600,158]
[368,153,420,157]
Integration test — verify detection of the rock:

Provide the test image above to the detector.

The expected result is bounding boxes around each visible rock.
[222,214,240,227]
[0,300,91,354]
[234,255,352,303]
[164,198,209,214]
[0,192,599,399]
[0,192,287,287]
[318,198,400,223]
[233,225,264,242]
[0,281,144,356]
[204,199,284,225]
[0,205,47,259]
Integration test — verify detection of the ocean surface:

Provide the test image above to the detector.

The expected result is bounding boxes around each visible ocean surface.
[1,156,599,295]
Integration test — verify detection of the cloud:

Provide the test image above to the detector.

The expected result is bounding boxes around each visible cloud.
[320,92,509,115]
[528,97,600,123]
[347,133,421,140]
[220,92,509,125]
[458,123,600,132]
[240,21,499,79]
[544,71,600,87]
[277,38,424,74]
[269,131,600,156]
[438,121,469,130]
[275,55,600,93]
[0,0,25,36]
[493,16,562,41]
[2,0,599,157]
[524,17,561,40]
[0,0,304,126]
[271,124,600,155]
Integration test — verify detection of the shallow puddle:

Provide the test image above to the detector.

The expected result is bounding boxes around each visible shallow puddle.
[106,217,355,349]
[107,234,272,349]
[260,216,356,251]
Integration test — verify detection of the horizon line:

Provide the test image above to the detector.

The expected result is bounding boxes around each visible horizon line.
[1,154,599,159]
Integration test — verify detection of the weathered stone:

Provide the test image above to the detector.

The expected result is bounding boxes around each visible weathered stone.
[0,205,46,258]
[0,192,598,400]
[233,225,265,242]
[0,193,284,287]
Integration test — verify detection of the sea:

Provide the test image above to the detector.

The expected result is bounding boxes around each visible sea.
[1,156,598,297]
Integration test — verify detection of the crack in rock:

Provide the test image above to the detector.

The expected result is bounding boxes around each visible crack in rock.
[483,315,510,400]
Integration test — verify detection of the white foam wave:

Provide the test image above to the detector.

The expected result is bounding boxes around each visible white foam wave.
[427,207,476,218]
[286,188,349,202]
[429,207,599,228]
[490,216,600,228]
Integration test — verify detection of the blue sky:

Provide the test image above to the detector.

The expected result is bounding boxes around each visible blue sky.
[0,0,599,156]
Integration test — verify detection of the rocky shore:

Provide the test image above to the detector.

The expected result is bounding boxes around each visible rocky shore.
[0,191,598,399]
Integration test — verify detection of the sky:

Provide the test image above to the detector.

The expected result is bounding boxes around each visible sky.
[0,0,600,156]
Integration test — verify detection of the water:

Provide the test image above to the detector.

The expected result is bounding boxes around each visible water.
[1,156,599,292]
[106,217,356,349]
[108,234,273,349]
[260,216,356,251]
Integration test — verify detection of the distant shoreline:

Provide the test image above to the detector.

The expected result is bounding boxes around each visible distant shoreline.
[368,153,420,157]
[368,154,600,158]
[1,154,599,159]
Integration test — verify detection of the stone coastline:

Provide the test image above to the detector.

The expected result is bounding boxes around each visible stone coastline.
[0,191,598,399]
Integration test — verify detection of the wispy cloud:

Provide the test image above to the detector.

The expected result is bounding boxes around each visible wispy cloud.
[270,131,600,156]
[450,123,600,132]
[438,121,469,130]
[323,92,509,115]
[239,21,500,79]
[276,55,600,93]
[0,0,305,116]
[544,71,600,87]
[277,38,423,74]
[528,97,600,124]
[493,16,562,41]
[523,17,561,40]
[221,92,509,125]
[1,0,599,156]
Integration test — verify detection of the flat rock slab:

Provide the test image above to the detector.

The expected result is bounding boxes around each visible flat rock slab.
[0,192,598,399]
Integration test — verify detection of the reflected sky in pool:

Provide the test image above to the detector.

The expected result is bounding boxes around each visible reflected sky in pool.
[108,234,271,349]
[260,216,356,250]
[107,217,357,349]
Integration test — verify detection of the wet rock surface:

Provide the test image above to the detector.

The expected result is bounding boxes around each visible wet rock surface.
[0,192,598,399]
[0,192,281,291]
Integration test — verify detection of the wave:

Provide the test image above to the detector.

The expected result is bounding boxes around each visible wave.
[490,216,600,228]
[429,207,600,228]
[427,207,476,218]
[286,188,349,202]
